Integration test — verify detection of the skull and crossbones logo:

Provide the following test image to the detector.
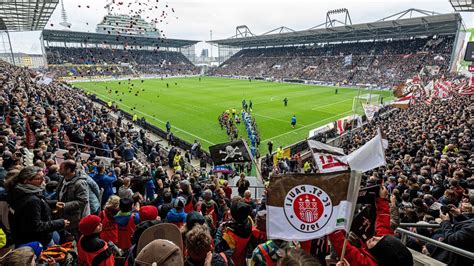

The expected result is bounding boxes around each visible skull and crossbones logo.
[219,145,242,161]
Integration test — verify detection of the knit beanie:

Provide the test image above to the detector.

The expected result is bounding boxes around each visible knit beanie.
[79,215,101,236]
[368,235,413,266]
[231,202,251,224]
[139,205,158,222]
[186,211,205,230]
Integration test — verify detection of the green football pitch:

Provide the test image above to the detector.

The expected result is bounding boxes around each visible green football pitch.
[76,77,392,149]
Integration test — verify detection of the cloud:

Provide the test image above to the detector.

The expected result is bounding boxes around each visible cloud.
[7,0,471,55]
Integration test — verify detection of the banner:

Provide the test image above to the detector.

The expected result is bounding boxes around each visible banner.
[308,140,348,173]
[459,76,473,95]
[390,92,413,110]
[434,79,451,98]
[308,123,334,138]
[267,171,352,241]
[362,104,380,121]
[336,119,345,135]
[346,129,387,173]
[343,54,352,67]
[350,205,376,241]
[208,139,252,165]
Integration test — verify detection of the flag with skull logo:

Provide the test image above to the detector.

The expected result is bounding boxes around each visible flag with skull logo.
[208,139,252,165]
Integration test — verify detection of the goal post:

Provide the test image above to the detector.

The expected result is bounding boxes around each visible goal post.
[352,93,380,112]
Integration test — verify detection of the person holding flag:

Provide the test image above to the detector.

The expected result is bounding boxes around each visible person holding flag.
[328,186,413,266]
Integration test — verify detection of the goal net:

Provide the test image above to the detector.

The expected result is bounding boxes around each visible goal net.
[352,93,380,112]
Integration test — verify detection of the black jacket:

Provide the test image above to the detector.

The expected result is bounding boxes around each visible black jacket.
[8,184,65,247]
[431,218,474,266]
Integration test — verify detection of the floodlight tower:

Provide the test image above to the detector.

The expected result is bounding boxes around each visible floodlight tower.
[58,0,71,29]
[104,0,112,15]
[326,8,352,28]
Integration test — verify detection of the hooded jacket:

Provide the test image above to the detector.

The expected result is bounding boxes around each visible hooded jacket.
[166,208,187,224]
[57,172,90,229]
[8,183,65,247]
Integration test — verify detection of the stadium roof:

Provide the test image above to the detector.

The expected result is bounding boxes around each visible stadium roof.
[42,29,199,48]
[449,0,474,12]
[209,13,462,48]
[0,0,59,31]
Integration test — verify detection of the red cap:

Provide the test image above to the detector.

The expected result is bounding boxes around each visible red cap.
[79,215,101,236]
[139,206,158,222]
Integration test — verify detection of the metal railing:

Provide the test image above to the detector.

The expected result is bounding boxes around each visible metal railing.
[229,185,265,199]
[66,141,113,158]
[396,227,474,261]
[399,223,441,228]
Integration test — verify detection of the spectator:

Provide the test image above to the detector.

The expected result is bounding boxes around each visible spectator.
[6,166,68,247]
[77,214,115,265]
[430,210,474,265]
[328,187,413,266]
[114,198,140,251]
[0,246,37,265]
[222,180,233,199]
[98,195,120,245]
[118,177,133,200]
[277,248,321,266]
[184,224,234,266]
[131,205,161,258]
[166,196,188,227]
[236,173,250,197]
[135,239,184,266]
[92,165,117,205]
[57,160,89,240]
[215,202,252,266]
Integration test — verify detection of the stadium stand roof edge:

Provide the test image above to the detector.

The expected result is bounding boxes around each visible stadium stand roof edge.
[209,12,462,47]
[42,29,199,48]
[0,0,59,31]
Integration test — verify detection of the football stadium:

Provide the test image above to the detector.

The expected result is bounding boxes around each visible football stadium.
[0,0,473,265]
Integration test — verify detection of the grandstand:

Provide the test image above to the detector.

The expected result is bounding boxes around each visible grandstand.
[210,10,464,88]
[0,1,473,266]
[42,29,199,78]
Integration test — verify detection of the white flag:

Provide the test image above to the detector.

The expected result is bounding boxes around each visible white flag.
[308,140,348,173]
[346,129,387,172]
[362,104,380,121]
[267,172,352,241]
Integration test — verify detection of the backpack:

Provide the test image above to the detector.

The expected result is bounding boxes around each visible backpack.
[39,242,77,265]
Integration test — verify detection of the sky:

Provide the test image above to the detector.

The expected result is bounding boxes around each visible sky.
[6,0,474,56]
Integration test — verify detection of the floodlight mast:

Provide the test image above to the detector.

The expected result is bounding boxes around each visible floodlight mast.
[59,0,71,29]
[326,8,352,28]
[235,25,255,38]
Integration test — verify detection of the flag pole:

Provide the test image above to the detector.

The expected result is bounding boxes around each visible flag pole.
[340,170,362,263]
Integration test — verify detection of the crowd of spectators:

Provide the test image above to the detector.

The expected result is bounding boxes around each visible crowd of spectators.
[45,47,199,77]
[0,50,472,266]
[337,95,473,265]
[212,36,454,88]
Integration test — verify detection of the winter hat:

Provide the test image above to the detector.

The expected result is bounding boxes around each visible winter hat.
[369,235,413,266]
[79,215,101,236]
[186,211,205,230]
[231,202,251,224]
[18,241,43,257]
[119,198,133,212]
[135,239,183,266]
[174,196,186,209]
[140,205,158,222]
